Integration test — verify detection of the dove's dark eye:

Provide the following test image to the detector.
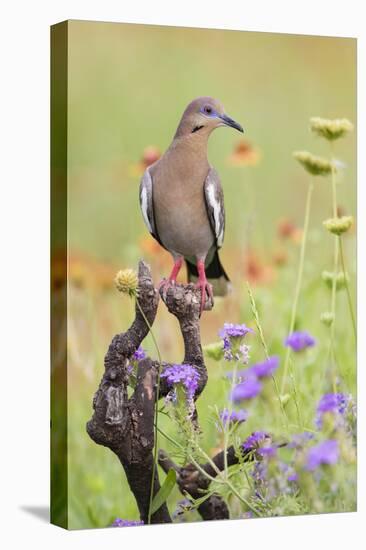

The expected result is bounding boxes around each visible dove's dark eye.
[204,105,213,114]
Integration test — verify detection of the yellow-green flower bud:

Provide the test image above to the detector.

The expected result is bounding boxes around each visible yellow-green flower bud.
[320,312,334,326]
[310,117,354,141]
[323,216,353,235]
[293,151,334,176]
[203,341,224,361]
[322,270,349,291]
[279,394,291,407]
[114,268,139,298]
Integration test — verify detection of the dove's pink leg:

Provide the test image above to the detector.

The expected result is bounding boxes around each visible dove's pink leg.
[195,259,213,316]
[159,256,183,293]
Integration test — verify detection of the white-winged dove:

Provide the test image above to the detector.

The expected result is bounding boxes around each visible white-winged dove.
[139,97,244,314]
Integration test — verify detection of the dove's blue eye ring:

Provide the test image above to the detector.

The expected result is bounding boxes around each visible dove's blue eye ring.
[201,105,216,117]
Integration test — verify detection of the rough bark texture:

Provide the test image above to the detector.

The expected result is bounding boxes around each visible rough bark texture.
[86,261,172,523]
[86,260,240,524]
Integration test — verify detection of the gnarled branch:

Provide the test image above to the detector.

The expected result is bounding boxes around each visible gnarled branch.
[86,261,215,524]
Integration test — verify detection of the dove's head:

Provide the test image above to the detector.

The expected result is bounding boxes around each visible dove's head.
[174,97,244,139]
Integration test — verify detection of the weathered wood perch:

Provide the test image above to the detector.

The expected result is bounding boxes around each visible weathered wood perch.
[86,260,247,524]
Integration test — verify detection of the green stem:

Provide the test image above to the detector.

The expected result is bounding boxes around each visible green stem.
[289,357,303,430]
[281,181,314,394]
[226,478,260,516]
[223,361,239,478]
[339,237,357,342]
[135,298,163,525]
[329,145,339,391]
[246,281,289,430]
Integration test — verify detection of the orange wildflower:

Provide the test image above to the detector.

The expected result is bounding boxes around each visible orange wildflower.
[277,218,303,244]
[141,146,161,169]
[228,140,261,167]
[244,249,276,286]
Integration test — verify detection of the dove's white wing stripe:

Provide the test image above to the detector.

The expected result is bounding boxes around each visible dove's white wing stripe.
[204,168,225,248]
[207,183,223,246]
[139,168,165,248]
[139,168,155,235]
[140,185,152,234]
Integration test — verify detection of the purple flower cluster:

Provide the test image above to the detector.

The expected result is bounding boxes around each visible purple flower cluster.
[285,331,316,352]
[243,431,270,451]
[306,439,339,471]
[317,393,348,414]
[229,356,279,403]
[220,408,248,426]
[219,323,254,339]
[161,364,199,399]
[257,446,277,459]
[111,518,144,527]
[251,459,267,485]
[239,392,355,509]
[315,393,349,428]
[219,323,253,362]
[132,346,146,361]
[212,317,355,511]
[243,431,300,503]
[250,446,297,503]
[231,378,262,402]
[128,346,147,373]
[250,356,280,378]
[231,356,280,382]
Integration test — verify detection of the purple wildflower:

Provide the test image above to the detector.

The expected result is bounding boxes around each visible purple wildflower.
[250,356,280,378]
[251,460,268,484]
[284,331,316,352]
[220,408,248,426]
[219,323,254,339]
[315,393,349,428]
[251,457,298,502]
[132,346,146,361]
[111,518,144,527]
[257,445,277,458]
[317,393,348,414]
[306,439,339,471]
[219,323,253,362]
[231,378,262,402]
[243,431,270,451]
[161,364,199,399]
[287,472,298,482]
[223,338,231,352]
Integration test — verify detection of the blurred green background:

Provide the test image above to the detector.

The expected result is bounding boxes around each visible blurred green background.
[56,21,356,528]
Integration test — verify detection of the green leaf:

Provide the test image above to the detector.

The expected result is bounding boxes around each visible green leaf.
[150,469,177,515]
